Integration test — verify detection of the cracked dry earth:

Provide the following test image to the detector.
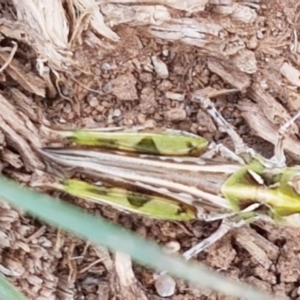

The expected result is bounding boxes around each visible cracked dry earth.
[2,0,300,299]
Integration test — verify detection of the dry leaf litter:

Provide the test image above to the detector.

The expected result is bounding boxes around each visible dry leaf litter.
[0,0,300,299]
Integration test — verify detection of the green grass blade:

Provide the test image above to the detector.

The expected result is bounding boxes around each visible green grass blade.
[0,176,279,300]
[0,274,28,300]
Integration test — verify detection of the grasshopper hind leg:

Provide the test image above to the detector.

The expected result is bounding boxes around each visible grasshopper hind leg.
[192,94,254,158]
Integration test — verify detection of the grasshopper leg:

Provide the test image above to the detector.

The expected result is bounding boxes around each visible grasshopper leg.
[271,111,300,166]
[202,142,245,164]
[182,219,233,260]
[182,217,253,261]
[192,93,254,158]
[183,203,263,260]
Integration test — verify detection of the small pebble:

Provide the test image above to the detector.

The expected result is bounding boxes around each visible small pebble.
[257,30,264,39]
[58,118,67,123]
[96,105,105,113]
[247,35,258,50]
[162,49,169,56]
[102,82,113,94]
[101,62,113,70]
[165,108,186,122]
[144,119,156,128]
[137,113,146,124]
[139,72,153,83]
[155,274,176,297]
[61,86,69,96]
[73,70,82,77]
[113,109,121,118]
[152,55,169,78]
[165,91,185,101]
[163,241,181,254]
[63,103,72,113]
[88,96,99,107]
[157,80,173,92]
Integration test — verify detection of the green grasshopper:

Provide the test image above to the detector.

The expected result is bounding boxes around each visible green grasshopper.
[36,92,300,260]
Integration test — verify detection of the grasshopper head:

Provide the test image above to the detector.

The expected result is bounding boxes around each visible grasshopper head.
[258,166,300,227]
[274,168,300,227]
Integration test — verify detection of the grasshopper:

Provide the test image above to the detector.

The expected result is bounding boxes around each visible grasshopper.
[36,92,300,260]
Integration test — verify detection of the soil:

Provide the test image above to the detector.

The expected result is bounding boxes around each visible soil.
[1,0,300,299]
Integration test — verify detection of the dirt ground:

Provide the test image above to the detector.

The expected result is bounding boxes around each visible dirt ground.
[2,0,300,299]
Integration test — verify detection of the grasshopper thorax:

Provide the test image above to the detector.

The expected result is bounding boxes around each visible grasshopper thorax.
[221,157,300,227]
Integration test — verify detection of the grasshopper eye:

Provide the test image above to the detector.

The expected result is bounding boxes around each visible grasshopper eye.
[289,174,300,194]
